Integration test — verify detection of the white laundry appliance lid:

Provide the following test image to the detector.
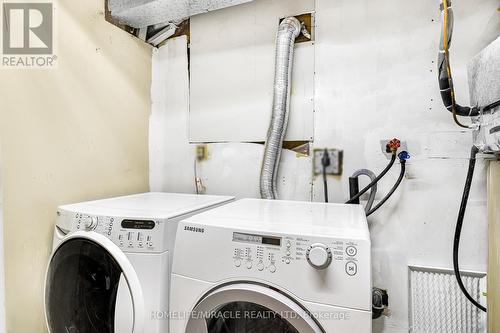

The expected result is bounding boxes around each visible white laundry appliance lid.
[57,192,235,219]
[183,198,369,240]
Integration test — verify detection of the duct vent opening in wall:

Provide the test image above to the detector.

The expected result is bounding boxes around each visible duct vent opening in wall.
[279,13,314,44]
[409,266,487,333]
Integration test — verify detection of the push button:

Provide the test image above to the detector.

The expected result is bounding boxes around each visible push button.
[346,246,357,257]
[345,261,357,276]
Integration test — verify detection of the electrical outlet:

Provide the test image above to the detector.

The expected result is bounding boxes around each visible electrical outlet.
[313,149,343,176]
[196,145,209,161]
[380,140,408,159]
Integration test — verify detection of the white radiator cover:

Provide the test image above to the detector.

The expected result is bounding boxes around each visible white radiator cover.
[108,0,255,28]
[409,266,487,333]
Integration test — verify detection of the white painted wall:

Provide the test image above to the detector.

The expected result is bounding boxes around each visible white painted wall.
[150,0,499,331]
[150,36,313,201]
[189,0,315,142]
[0,1,152,331]
[0,153,5,333]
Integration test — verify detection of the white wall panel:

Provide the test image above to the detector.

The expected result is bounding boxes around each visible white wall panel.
[314,0,496,332]
[195,143,312,200]
[150,0,498,331]
[150,36,196,193]
[150,36,312,199]
[189,0,314,142]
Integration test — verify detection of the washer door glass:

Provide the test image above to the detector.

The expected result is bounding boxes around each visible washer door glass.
[207,301,299,333]
[45,237,133,333]
[186,283,324,333]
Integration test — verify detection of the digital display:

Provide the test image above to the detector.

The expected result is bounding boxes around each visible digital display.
[121,220,155,230]
[233,232,281,246]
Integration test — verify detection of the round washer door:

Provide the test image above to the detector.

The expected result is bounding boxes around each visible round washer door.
[186,283,324,333]
[44,231,145,333]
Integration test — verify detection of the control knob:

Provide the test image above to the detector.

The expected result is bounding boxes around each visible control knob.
[306,243,332,270]
[83,216,98,231]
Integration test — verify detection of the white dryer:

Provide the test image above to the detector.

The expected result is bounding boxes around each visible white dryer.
[170,199,372,332]
[44,192,234,333]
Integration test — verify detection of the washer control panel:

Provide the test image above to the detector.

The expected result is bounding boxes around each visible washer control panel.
[231,232,362,277]
[68,213,165,253]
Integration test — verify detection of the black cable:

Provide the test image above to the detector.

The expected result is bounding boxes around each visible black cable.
[438,3,498,121]
[438,0,479,120]
[346,153,397,204]
[453,146,486,312]
[349,177,360,204]
[322,171,329,203]
[321,149,330,203]
[483,99,500,113]
[366,160,406,217]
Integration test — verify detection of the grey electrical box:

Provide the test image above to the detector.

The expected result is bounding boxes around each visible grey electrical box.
[468,37,500,154]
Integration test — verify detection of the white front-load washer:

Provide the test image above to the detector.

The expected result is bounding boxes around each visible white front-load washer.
[170,198,372,332]
[44,192,234,333]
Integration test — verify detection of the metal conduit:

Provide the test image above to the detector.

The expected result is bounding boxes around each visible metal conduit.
[438,0,479,118]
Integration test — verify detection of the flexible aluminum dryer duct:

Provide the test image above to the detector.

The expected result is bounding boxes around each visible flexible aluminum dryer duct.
[260,17,302,199]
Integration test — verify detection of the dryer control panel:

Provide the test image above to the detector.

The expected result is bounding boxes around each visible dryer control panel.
[174,222,371,311]
[231,232,361,277]
[58,211,168,253]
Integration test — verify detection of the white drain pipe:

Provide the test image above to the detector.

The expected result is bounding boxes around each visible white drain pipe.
[260,17,302,199]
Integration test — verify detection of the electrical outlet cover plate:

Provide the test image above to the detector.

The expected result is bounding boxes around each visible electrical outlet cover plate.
[313,149,343,176]
[196,145,209,161]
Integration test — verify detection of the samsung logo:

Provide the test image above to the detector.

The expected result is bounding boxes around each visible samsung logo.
[184,226,205,233]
